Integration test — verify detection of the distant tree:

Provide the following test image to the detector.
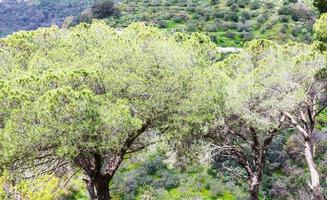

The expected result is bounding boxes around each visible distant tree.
[78,8,93,23]
[313,0,327,14]
[0,22,217,200]
[250,1,260,10]
[198,40,325,200]
[91,0,120,19]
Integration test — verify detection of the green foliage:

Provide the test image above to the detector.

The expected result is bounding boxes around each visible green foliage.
[219,39,325,130]
[313,0,327,13]
[314,13,327,43]
[0,171,64,200]
[100,0,316,47]
[91,0,120,19]
[0,21,217,183]
[108,151,247,200]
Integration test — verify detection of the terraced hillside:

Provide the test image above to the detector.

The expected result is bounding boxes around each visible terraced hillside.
[106,0,318,46]
[0,0,319,47]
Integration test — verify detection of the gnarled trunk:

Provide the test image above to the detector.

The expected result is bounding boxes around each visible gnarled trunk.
[93,175,111,200]
[86,179,97,200]
[304,139,326,200]
[249,174,260,200]
[85,175,112,200]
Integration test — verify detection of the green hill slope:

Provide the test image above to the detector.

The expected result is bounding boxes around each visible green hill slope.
[105,0,318,46]
[0,0,318,47]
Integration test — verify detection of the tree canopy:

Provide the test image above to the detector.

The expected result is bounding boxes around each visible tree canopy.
[0,21,217,199]
[313,0,327,13]
[198,39,326,200]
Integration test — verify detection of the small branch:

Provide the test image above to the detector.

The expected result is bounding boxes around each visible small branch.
[282,112,309,138]
[314,105,327,118]
[221,163,247,180]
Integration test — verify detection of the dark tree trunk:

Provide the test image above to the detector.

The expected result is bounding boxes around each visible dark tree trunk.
[74,122,151,200]
[93,175,111,200]
[85,179,97,200]
[249,188,259,200]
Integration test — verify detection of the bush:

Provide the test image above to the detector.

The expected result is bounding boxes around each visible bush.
[205,23,220,32]
[226,0,237,7]
[210,0,220,5]
[172,13,189,23]
[224,12,239,22]
[279,15,289,22]
[215,11,227,18]
[257,13,269,23]
[278,6,290,15]
[225,31,236,38]
[78,9,93,23]
[280,24,288,34]
[238,0,250,8]
[237,23,251,32]
[91,0,120,19]
[265,2,274,9]
[157,20,168,28]
[250,1,260,10]
[251,11,259,17]
[230,3,239,12]
[241,11,251,20]
[241,32,254,41]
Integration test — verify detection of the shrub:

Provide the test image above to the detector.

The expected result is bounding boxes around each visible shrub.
[251,11,259,17]
[230,3,239,12]
[257,13,269,23]
[250,1,260,10]
[237,23,251,32]
[265,2,274,9]
[157,20,168,28]
[150,0,161,6]
[210,0,220,5]
[279,15,289,22]
[226,0,237,7]
[205,23,219,32]
[215,11,227,18]
[241,11,251,20]
[278,6,290,15]
[227,22,239,29]
[91,0,120,19]
[78,9,93,23]
[241,32,254,41]
[225,31,236,38]
[280,24,288,34]
[187,23,198,31]
[224,12,239,22]
[172,13,189,23]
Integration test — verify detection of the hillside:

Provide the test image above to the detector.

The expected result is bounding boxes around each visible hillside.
[0,0,319,47]
[0,0,93,37]
[106,0,317,46]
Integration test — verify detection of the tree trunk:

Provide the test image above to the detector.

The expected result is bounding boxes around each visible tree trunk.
[85,175,111,200]
[93,175,111,200]
[249,175,260,200]
[85,179,97,200]
[304,139,326,200]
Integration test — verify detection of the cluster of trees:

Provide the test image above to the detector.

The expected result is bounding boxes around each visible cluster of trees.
[77,0,120,24]
[0,20,326,200]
